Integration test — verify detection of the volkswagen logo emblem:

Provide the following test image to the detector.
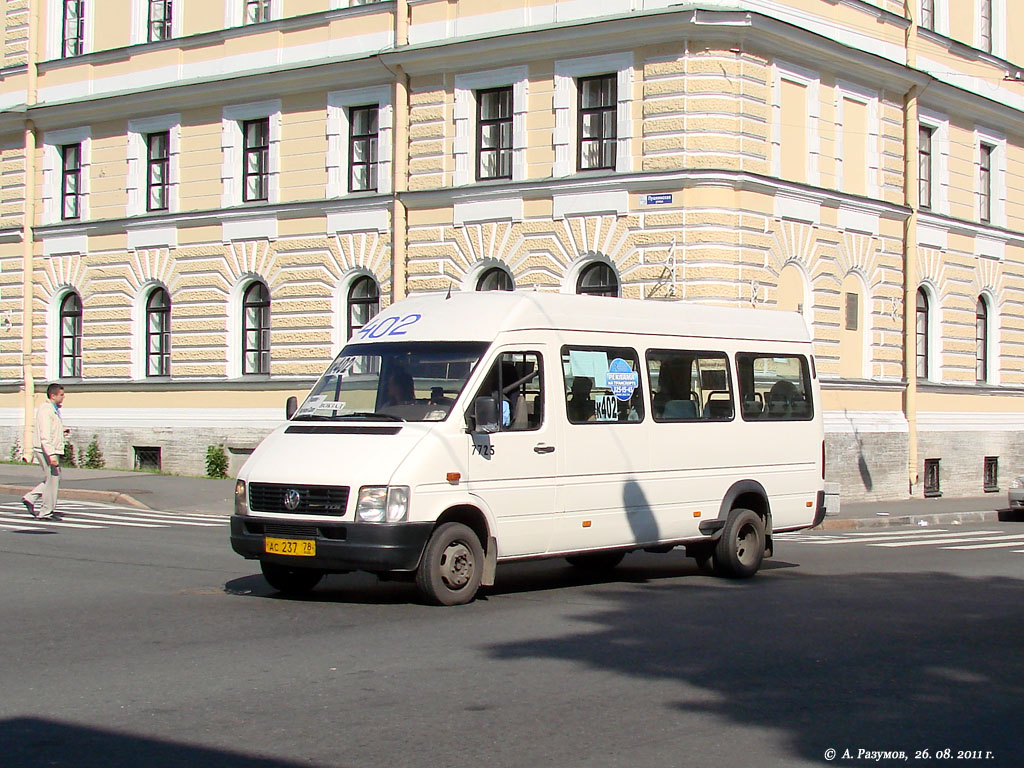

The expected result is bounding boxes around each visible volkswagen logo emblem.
[283,489,301,511]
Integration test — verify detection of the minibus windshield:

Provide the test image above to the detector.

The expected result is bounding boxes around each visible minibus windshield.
[293,341,489,422]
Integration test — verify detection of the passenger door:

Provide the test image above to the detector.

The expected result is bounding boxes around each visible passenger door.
[464,349,558,557]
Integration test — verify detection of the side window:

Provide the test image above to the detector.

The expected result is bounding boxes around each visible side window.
[561,346,643,424]
[647,350,733,422]
[475,352,544,431]
[736,353,813,421]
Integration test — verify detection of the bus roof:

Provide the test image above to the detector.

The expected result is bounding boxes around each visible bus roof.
[353,291,812,345]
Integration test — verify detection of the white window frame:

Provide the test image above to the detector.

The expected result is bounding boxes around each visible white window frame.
[326,86,393,198]
[835,81,880,198]
[46,0,94,59]
[41,127,91,225]
[771,60,821,187]
[127,115,181,216]
[974,126,1006,227]
[553,53,634,178]
[225,0,281,28]
[976,289,1000,386]
[918,108,949,216]
[332,269,380,353]
[130,280,171,380]
[221,100,282,208]
[919,0,950,36]
[916,282,942,382]
[454,67,529,186]
[47,286,83,381]
[130,0,183,45]
[975,0,1005,57]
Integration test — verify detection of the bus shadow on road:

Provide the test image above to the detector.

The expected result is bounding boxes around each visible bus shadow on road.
[0,717,327,768]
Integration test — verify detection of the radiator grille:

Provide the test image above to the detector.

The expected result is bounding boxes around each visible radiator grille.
[248,483,349,516]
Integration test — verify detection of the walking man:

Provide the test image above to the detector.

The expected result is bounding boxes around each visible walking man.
[22,383,68,520]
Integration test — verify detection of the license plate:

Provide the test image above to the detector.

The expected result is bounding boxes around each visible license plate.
[264,537,316,557]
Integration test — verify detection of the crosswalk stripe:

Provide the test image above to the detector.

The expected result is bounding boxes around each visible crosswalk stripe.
[942,540,1024,550]
[872,533,1024,548]
[50,511,166,528]
[0,514,101,529]
[812,530,1000,545]
[845,528,953,537]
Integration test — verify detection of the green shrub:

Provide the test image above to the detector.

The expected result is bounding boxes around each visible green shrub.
[206,444,229,479]
[63,442,77,467]
[9,438,20,463]
[82,435,105,469]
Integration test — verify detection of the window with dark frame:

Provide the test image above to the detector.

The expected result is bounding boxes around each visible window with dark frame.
[920,0,934,31]
[477,87,513,181]
[148,0,173,42]
[979,142,993,223]
[561,345,643,424]
[578,74,617,171]
[916,288,930,379]
[346,276,380,340]
[845,292,859,331]
[924,457,941,497]
[476,351,544,432]
[975,296,989,383]
[979,0,992,53]
[919,124,933,210]
[62,0,84,57]
[476,267,514,292]
[736,353,813,421]
[245,0,271,24]
[242,118,269,202]
[61,143,82,220]
[134,446,162,471]
[242,282,270,375]
[59,292,83,378]
[984,456,998,493]
[348,105,379,192]
[647,350,734,422]
[147,131,170,212]
[146,288,171,377]
[576,262,618,297]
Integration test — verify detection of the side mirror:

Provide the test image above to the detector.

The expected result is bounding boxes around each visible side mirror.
[468,396,500,434]
[285,396,298,420]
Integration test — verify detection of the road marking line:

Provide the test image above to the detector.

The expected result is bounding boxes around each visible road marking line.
[845,529,953,537]
[63,511,222,527]
[813,531,1001,545]
[50,511,166,528]
[873,533,1024,548]
[941,539,1024,550]
[0,514,101,529]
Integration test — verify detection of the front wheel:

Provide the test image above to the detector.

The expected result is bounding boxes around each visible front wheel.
[415,522,484,606]
[260,561,323,595]
[713,508,765,578]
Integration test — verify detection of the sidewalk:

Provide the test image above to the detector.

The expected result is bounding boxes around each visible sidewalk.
[0,460,1015,527]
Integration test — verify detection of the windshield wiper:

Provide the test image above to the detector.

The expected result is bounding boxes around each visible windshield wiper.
[336,411,407,422]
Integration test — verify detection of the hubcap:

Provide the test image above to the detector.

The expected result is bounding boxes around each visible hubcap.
[439,541,473,589]
[735,523,759,566]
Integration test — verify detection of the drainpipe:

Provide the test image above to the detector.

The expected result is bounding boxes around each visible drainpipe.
[391,1,410,302]
[904,14,920,496]
[21,1,40,459]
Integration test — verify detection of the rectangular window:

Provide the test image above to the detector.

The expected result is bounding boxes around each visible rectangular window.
[146,131,170,211]
[984,456,998,493]
[780,78,808,183]
[475,352,544,431]
[134,446,162,471]
[577,74,617,171]
[647,350,733,422]
[916,292,929,379]
[477,87,513,181]
[924,458,941,497]
[61,144,81,220]
[920,0,934,30]
[979,142,993,223]
[919,124,933,210]
[348,105,379,192]
[979,0,992,53]
[736,353,813,421]
[245,0,271,24]
[562,346,643,424]
[242,118,269,202]
[148,0,173,42]
[62,0,84,57]
[845,292,859,331]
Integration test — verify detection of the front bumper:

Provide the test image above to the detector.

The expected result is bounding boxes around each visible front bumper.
[230,515,434,573]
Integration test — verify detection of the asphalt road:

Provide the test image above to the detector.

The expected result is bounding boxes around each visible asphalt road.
[1,496,1022,768]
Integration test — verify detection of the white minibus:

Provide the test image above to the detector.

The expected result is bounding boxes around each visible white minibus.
[230,291,825,604]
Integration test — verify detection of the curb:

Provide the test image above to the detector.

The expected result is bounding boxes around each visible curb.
[815,509,1001,531]
[0,484,151,510]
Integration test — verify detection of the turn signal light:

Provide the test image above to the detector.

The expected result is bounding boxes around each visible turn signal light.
[446,472,461,484]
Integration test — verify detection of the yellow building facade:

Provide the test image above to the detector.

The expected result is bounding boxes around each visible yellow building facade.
[0,0,1021,500]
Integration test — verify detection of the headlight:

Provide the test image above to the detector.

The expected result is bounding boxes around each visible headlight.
[1010,477,1024,490]
[356,486,410,523]
[235,480,248,516]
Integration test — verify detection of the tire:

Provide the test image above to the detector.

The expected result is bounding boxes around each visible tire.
[261,561,323,595]
[415,522,484,606]
[712,508,765,578]
[565,551,626,570]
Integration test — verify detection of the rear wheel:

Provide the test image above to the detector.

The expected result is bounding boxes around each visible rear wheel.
[261,561,323,595]
[713,508,765,578]
[415,522,484,606]
[565,551,626,570]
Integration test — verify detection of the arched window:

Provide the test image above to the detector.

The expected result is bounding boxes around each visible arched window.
[59,291,82,378]
[976,295,989,383]
[146,288,171,377]
[915,287,930,380]
[576,262,618,297]
[347,276,380,339]
[242,281,270,375]
[476,267,514,292]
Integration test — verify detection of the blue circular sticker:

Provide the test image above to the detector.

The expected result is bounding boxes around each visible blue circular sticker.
[607,358,638,402]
